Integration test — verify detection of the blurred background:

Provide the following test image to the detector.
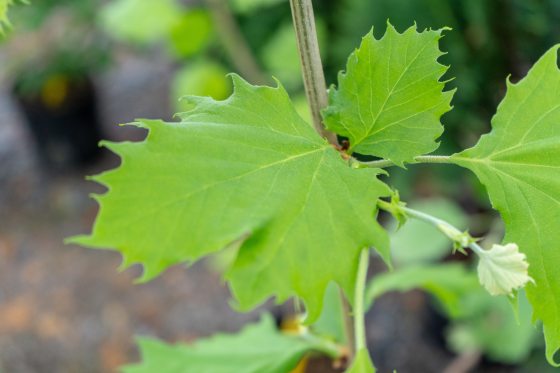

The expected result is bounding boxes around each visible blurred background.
[0,0,559,372]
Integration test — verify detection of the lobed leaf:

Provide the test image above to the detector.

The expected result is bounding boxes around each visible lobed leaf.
[451,45,560,366]
[123,315,330,373]
[323,23,454,166]
[71,75,390,322]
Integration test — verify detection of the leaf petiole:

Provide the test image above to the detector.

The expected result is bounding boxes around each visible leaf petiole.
[377,199,485,255]
[354,248,370,352]
[356,155,453,169]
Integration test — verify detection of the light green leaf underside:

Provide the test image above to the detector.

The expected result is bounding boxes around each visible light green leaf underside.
[365,264,478,318]
[71,75,390,323]
[345,348,375,373]
[451,45,560,366]
[122,315,325,373]
[323,24,454,166]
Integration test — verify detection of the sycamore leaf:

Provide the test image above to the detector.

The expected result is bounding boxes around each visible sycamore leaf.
[451,45,560,366]
[70,75,390,322]
[323,24,454,166]
[365,264,478,318]
[345,348,375,373]
[123,315,332,373]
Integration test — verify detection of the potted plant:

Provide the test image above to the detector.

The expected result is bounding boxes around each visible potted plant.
[3,0,109,170]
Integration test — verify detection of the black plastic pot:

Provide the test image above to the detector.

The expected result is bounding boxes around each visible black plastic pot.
[13,75,103,170]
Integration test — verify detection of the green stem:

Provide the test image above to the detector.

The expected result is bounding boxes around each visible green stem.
[289,0,339,146]
[358,155,453,169]
[300,331,345,359]
[338,287,355,360]
[377,200,485,255]
[354,248,370,351]
[289,0,352,361]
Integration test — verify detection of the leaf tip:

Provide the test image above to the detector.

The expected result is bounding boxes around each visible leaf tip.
[64,234,88,246]
[545,342,560,367]
[228,73,253,91]
[133,264,164,284]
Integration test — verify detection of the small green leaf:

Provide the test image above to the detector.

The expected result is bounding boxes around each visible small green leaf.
[323,23,454,166]
[365,264,478,318]
[71,75,390,323]
[123,315,328,373]
[345,348,375,373]
[451,45,560,366]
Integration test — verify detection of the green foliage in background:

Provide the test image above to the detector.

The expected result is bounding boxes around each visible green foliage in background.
[171,60,230,113]
[448,291,537,364]
[0,0,15,31]
[231,0,287,14]
[100,0,183,44]
[366,264,478,318]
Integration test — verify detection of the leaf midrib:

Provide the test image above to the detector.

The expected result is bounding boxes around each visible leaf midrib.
[349,34,431,151]
[107,146,331,232]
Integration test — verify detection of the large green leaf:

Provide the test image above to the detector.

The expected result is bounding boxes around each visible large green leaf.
[451,45,560,366]
[365,264,478,318]
[123,315,330,373]
[323,24,454,166]
[71,75,390,322]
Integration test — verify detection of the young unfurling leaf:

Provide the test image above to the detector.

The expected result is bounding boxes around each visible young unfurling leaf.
[323,23,454,166]
[477,243,534,297]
